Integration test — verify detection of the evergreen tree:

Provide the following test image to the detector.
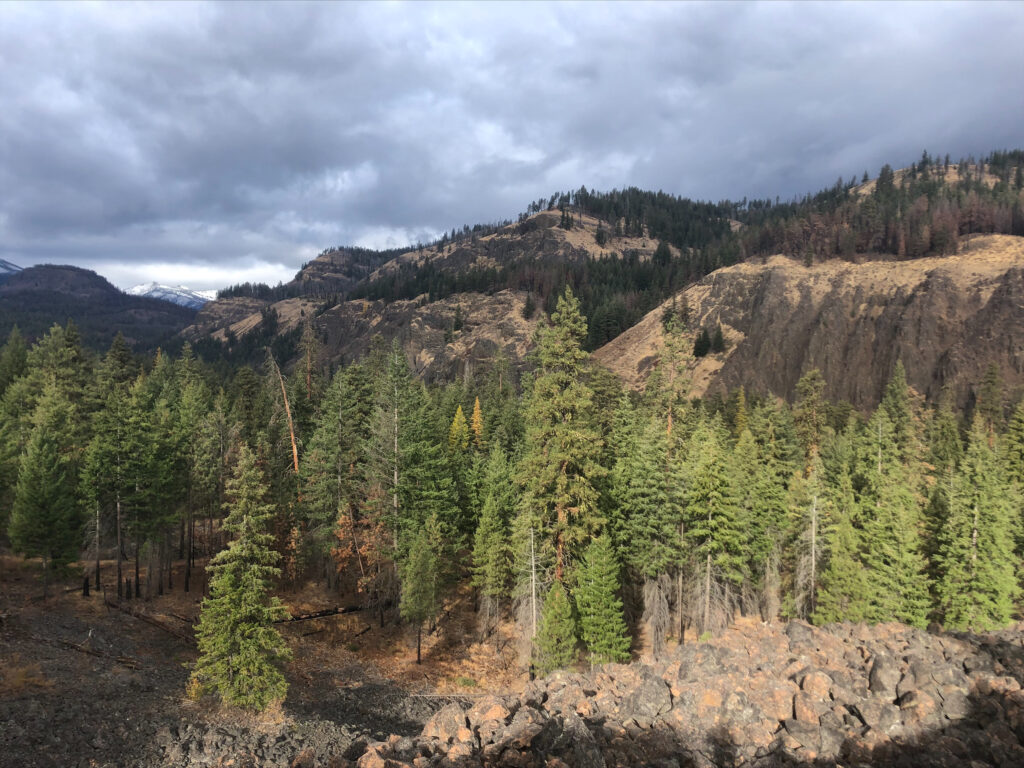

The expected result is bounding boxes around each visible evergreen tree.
[8,383,81,593]
[857,410,930,627]
[685,415,745,633]
[191,445,291,711]
[693,327,711,358]
[935,416,1020,629]
[534,581,578,674]
[517,287,605,581]
[472,444,515,611]
[813,464,868,624]
[0,326,27,398]
[575,534,631,665]
[400,517,442,663]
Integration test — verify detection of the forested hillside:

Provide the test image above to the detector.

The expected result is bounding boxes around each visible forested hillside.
[2,288,1021,715]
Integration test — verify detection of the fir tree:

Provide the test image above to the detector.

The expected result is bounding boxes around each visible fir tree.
[472,444,515,611]
[401,517,442,663]
[813,464,868,624]
[0,326,27,398]
[517,287,605,581]
[534,581,578,674]
[935,416,1020,629]
[575,534,631,665]
[857,410,930,627]
[8,383,82,594]
[191,445,291,711]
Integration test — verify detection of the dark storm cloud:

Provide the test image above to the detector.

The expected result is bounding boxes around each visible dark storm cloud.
[1,1,1021,289]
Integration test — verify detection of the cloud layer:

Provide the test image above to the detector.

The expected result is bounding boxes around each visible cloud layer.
[2,2,1021,289]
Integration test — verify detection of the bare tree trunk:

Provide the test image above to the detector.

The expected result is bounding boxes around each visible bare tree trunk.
[94,501,101,592]
[116,496,123,600]
[703,553,712,634]
[416,625,422,664]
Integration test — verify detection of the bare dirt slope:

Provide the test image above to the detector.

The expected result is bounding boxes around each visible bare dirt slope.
[594,234,1024,410]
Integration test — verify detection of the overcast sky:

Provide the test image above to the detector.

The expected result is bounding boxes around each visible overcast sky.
[1,2,1021,290]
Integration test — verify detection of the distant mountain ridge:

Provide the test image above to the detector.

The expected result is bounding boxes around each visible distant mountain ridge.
[0,264,196,351]
[128,281,217,310]
[0,258,21,284]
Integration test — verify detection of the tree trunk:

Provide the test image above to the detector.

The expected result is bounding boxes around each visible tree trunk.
[703,553,712,634]
[416,625,422,664]
[134,539,140,598]
[94,501,101,592]
[116,496,123,600]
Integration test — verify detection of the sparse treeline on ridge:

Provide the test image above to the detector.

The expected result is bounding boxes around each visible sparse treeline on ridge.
[1,284,1021,710]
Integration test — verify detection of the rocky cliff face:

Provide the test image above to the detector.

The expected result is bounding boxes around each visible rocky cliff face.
[594,234,1024,410]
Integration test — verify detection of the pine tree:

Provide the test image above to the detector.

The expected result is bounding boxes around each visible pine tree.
[685,415,745,633]
[400,517,442,663]
[813,464,868,624]
[8,383,81,594]
[517,287,605,582]
[0,326,27,398]
[935,416,1020,629]
[191,445,291,711]
[534,581,578,674]
[472,443,515,622]
[575,534,631,665]
[857,410,930,627]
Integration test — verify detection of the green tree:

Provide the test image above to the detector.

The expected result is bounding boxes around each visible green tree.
[0,326,27,398]
[813,464,868,624]
[472,443,515,625]
[191,445,291,711]
[534,581,578,674]
[517,287,605,581]
[8,383,82,594]
[935,416,1020,629]
[400,516,443,663]
[575,534,631,665]
[857,410,930,627]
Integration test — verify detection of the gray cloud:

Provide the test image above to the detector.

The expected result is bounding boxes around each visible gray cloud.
[1,1,1021,290]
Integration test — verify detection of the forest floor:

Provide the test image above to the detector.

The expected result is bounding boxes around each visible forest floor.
[0,554,525,768]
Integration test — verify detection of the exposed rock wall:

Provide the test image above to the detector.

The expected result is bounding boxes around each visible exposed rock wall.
[594,235,1024,411]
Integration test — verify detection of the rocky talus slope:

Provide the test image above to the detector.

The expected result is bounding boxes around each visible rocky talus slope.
[594,234,1024,411]
[353,620,1024,768]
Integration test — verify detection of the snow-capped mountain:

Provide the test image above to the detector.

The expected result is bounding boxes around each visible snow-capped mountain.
[127,282,217,310]
[0,258,22,280]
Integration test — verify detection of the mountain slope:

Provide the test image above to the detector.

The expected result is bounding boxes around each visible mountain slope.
[128,282,217,310]
[0,265,196,350]
[594,234,1024,410]
[0,258,21,285]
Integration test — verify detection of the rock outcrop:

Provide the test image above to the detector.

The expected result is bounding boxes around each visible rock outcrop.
[354,620,1024,768]
[594,234,1024,411]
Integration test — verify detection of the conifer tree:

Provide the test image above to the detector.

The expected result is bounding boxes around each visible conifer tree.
[472,443,515,629]
[8,383,81,594]
[813,464,868,624]
[517,287,605,581]
[470,396,486,449]
[575,534,631,665]
[935,416,1020,629]
[534,581,578,674]
[685,415,745,633]
[789,449,830,619]
[857,410,930,627]
[449,405,470,452]
[0,326,27,398]
[400,517,442,663]
[191,445,291,711]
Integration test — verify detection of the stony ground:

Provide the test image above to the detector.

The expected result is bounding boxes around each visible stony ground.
[0,558,444,768]
[4,557,1024,768]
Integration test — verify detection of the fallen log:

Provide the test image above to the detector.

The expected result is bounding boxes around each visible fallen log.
[276,605,362,624]
[32,634,140,669]
[104,598,195,644]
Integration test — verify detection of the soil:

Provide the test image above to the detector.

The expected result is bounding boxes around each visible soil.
[0,555,519,768]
